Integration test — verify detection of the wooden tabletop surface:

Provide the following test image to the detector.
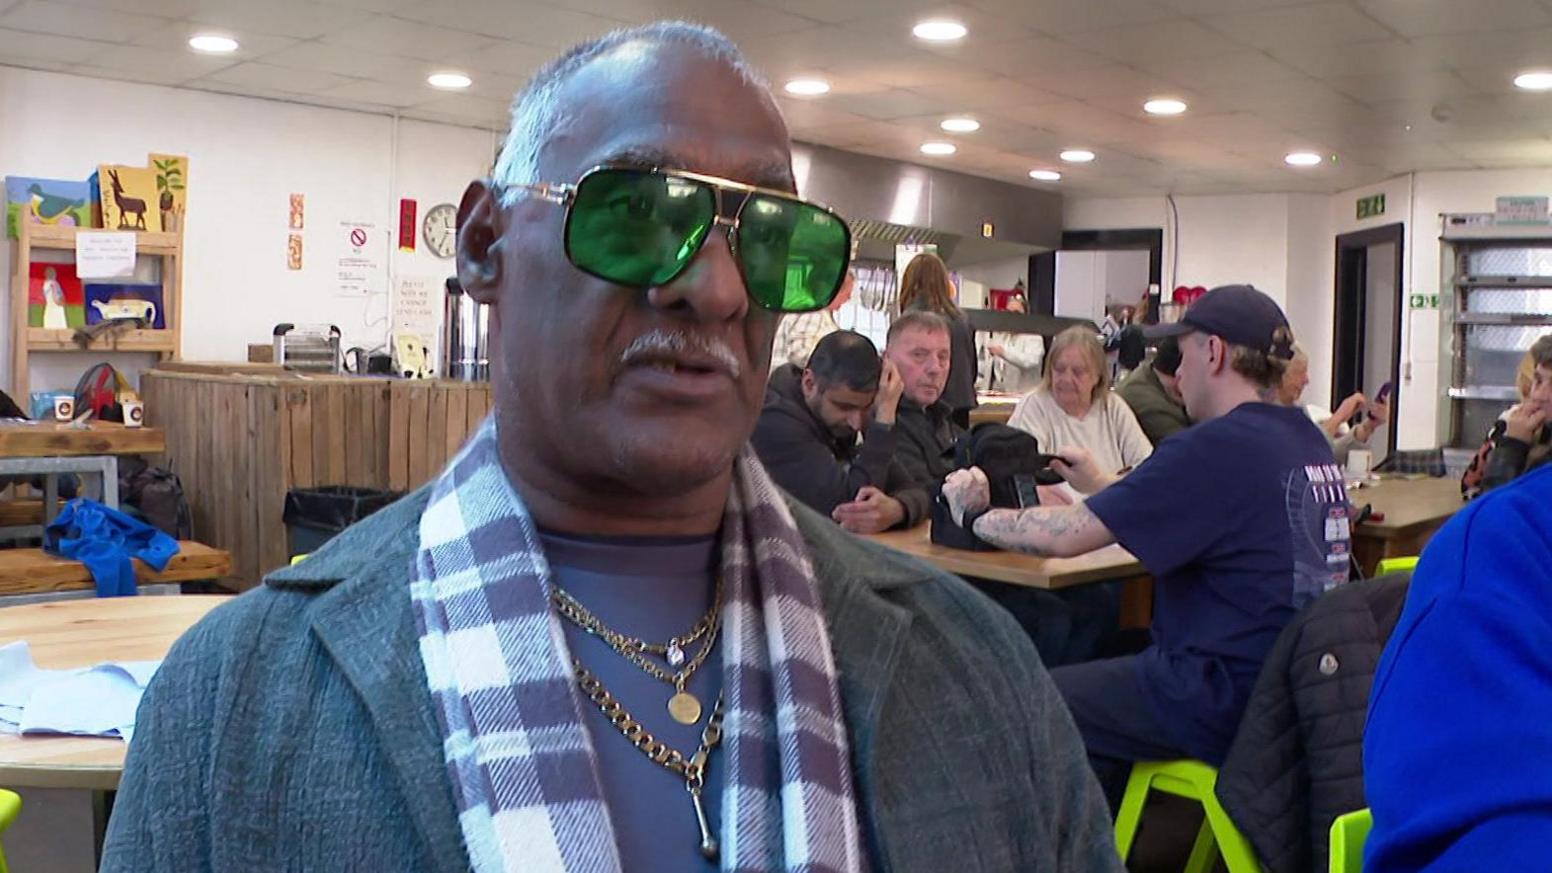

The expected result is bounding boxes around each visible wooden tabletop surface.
[864,523,1144,589]
[0,421,165,458]
[1350,476,1465,539]
[0,596,229,789]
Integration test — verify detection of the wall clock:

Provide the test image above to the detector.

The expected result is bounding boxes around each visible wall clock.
[423,202,457,259]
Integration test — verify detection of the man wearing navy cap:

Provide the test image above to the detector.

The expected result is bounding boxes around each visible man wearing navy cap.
[943,284,1349,799]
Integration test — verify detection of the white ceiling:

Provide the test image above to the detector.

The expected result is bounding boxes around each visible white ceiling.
[3,0,1552,195]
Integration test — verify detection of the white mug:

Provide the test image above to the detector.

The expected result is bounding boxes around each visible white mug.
[1346,448,1373,478]
[122,400,144,428]
[52,396,74,422]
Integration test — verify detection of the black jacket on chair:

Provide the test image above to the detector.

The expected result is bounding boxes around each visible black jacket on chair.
[1216,574,1411,873]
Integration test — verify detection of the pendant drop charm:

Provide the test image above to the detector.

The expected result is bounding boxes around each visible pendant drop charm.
[690,785,719,861]
[666,641,686,667]
[668,691,703,725]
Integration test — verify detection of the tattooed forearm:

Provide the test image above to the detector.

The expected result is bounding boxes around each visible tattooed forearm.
[971,504,1112,557]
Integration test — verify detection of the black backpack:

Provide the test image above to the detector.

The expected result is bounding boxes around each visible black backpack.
[930,424,1065,551]
[118,455,193,539]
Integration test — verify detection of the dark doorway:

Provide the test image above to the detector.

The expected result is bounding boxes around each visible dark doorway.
[1332,223,1405,457]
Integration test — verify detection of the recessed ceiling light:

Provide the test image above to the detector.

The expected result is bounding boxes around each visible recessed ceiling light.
[784,77,831,96]
[1060,149,1095,163]
[428,72,472,90]
[913,19,968,42]
[1513,70,1552,90]
[920,141,957,156]
[1143,98,1188,116]
[1029,169,1061,181]
[940,117,980,133]
[188,34,238,54]
[1285,151,1324,167]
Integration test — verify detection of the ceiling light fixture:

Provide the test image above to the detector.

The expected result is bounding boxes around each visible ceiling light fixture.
[1143,98,1188,116]
[428,72,473,90]
[1029,169,1061,181]
[1513,70,1552,90]
[940,117,980,133]
[920,141,957,156]
[188,34,239,54]
[1060,148,1096,163]
[913,19,968,42]
[784,77,831,96]
[1284,151,1323,167]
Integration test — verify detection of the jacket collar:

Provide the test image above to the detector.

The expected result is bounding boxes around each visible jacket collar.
[267,486,931,873]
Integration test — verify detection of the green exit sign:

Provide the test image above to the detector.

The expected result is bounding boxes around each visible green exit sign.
[1357,193,1386,220]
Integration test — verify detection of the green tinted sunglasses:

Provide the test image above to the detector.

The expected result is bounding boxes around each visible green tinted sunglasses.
[510,166,853,313]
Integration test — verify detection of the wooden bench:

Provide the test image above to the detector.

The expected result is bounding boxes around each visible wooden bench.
[0,542,232,597]
[0,499,60,528]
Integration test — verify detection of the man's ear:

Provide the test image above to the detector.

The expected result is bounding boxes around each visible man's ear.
[457,180,504,305]
[801,369,819,399]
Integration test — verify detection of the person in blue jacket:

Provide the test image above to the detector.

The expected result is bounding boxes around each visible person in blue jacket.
[1364,461,1552,870]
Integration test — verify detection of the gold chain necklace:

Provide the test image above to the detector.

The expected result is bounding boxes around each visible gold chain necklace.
[573,658,725,860]
[552,579,723,725]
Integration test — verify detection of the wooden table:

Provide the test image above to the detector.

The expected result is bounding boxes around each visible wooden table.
[0,421,167,536]
[1349,476,1465,577]
[0,421,164,459]
[865,523,1144,590]
[969,392,1019,426]
[0,595,228,790]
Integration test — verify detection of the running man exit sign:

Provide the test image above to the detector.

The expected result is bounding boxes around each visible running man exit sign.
[1356,193,1385,220]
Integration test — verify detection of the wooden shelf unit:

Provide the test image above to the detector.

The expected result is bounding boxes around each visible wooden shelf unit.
[9,221,184,398]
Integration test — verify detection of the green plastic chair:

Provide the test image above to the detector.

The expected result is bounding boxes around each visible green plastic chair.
[0,788,21,873]
[1375,556,1419,576]
[1329,808,1372,873]
[1114,759,1263,873]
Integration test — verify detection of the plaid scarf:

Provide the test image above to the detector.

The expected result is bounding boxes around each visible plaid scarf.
[411,419,867,873]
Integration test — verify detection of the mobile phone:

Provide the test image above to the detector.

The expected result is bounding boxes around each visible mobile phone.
[1014,473,1041,508]
[1376,382,1393,403]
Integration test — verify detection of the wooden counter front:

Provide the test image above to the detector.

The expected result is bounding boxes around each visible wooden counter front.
[142,369,491,589]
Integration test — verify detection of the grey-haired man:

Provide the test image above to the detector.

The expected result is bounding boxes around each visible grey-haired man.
[103,22,1119,873]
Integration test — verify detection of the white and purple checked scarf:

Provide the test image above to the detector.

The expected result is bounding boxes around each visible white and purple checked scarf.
[410,419,867,873]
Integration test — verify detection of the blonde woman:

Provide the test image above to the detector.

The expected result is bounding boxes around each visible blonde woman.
[899,252,978,428]
[1008,325,1153,479]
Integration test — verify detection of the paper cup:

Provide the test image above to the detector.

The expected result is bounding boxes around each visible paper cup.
[1345,448,1373,478]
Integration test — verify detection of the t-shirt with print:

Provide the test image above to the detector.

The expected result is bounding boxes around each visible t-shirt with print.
[1085,402,1348,763]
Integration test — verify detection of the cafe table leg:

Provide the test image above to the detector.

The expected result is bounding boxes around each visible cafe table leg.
[1118,576,1153,630]
[92,789,116,866]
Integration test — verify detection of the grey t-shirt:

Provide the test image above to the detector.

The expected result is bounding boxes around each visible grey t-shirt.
[541,530,722,873]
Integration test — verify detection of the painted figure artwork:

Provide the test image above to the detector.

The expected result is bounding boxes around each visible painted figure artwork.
[27,262,87,329]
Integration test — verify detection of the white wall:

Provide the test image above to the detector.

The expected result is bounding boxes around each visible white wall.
[0,66,499,395]
[1286,193,1335,408]
[1062,193,1293,305]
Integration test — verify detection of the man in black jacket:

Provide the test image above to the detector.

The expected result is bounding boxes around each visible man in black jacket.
[753,330,929,533]
[884,311,965,494]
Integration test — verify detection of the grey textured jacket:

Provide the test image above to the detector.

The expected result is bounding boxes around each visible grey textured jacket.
[101,487,1122,873]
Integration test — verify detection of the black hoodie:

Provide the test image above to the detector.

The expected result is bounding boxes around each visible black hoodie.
[751,365,929,527]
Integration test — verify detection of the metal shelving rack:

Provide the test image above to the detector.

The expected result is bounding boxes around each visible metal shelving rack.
[1439,215,1552,446]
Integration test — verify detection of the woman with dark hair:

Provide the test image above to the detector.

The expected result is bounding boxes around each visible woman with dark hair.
[898,252,979,429]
